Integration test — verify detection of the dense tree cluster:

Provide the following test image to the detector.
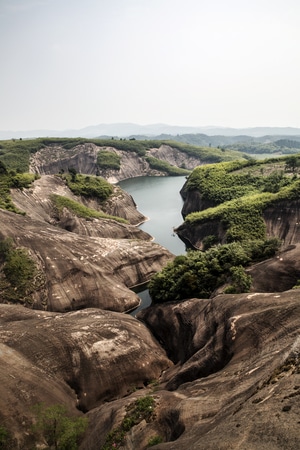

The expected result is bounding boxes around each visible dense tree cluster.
[149,239,281,303]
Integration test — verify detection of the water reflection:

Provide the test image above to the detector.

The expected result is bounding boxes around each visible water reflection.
[118,176,187,315]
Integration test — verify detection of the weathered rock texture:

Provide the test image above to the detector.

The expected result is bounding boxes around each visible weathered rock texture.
[0,208,172,312]
[0,305,171,447]
[247,243,300,292]
[82,290,300,449]
[147,144,202,170]
[263,199,300,246]
[11,174,147,230]
[29,143,202,183]
[177,189,300,250]
[2,164,300,449]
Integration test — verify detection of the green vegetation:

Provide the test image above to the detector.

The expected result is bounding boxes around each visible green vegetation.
[148,435,164,447]
[63,172,113,200]
[149,156,295,303]
[0,162,37,213]
[149,239,280,302]
[145,156,191,175]
[0,425,11,449]
[51,194,128,223]
[0,137,247,174]
[32,403,88,450]
[184,158,300,243]
[0,238,41,304]
[101,396,156,449]
[163,140,245,162]
[97,150,121,170]
[0,138,43,172]
[224,141,300,155]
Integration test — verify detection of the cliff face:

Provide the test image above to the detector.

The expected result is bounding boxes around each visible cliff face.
[133,290,300,450]
[180,185,215,218]
[29,143,202,182]
[147,144,202,171]
[177,188,300,251]
[263,199,300,246]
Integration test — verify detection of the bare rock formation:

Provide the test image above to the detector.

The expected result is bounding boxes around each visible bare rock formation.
[82,290,300,449]
[11,174,147,231]
[29,143,199,183]
[147,144,202,170]
[0,208,173,312]
[247,243,300,292]
[263,199,300,246]
[0,305,171,447]
[177,192,300,251]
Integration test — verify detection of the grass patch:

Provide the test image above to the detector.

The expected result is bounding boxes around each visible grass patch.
[51,194,128,223]
[97,150,121,170]
[0,168,37,214]
[145,156,191,176]
[63,173,114,200]
[0,238,43,305]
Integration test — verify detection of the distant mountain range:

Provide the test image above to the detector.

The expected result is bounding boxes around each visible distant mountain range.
[1,123,300,140]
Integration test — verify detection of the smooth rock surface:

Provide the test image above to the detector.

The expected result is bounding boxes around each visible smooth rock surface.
[0,305,171,446]
[83,290,300,449]
[0,208,173,312]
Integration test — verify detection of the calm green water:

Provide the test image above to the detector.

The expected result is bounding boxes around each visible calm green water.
[118,176,187,315]
[118,176,187,255]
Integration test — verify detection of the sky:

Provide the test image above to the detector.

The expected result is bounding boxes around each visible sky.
[1,0,300,132]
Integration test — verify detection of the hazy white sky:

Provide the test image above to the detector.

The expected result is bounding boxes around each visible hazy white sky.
[1,0,300,131]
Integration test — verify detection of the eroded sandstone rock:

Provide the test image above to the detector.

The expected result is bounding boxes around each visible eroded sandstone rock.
[0,305,171,447]
[0,208,173,312]
[29,143,196,183]
[11,174,147,230]
[83,290,300,449]
[177,188,300,251]
[147,145,202,170]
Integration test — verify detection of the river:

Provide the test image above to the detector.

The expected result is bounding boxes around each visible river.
[118,176,187,314]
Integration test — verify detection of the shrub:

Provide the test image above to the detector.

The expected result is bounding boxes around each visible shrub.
[148,237,281,304]
[149,243,253,303]
[226,265,252,293]
[0,171,36,214]
[97,151,121,170]
[0,239,40,304]
[3,247,36,288]
[148,435,164,447]
[51,194,128,223]
[32,403,88,450]
[64,174,113,200]
[145,156,190,176]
